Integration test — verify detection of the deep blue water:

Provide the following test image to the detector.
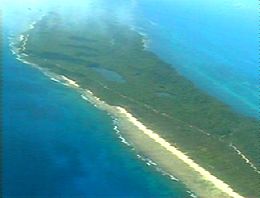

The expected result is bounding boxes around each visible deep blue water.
[3,27,190,197]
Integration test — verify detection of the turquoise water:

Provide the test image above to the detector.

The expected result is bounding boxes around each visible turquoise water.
[134,0,258,118]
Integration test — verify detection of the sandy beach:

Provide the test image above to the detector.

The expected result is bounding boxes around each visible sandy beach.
[7,43,245,197]
[114,107,244,198]
[9,16,246,198]
[58,76,244,198]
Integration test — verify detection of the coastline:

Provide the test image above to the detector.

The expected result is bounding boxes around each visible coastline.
[8,18,252,198]
[50,74,244,198]
[9,39,244,196]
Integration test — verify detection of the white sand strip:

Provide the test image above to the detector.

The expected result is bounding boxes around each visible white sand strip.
[8,55,245,197]
[56,76,244,198]
[116,106,244,198]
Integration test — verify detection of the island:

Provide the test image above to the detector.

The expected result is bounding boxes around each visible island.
[11,12,259,197]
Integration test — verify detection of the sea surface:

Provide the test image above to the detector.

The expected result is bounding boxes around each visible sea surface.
[3,0,258,197]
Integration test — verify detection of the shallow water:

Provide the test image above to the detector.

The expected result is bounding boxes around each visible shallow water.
[134,0,258,118]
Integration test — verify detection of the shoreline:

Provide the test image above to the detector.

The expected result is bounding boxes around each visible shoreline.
[8,19,248,198]
[35,70,244,198]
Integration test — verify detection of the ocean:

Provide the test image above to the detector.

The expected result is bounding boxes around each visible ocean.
[3,0,257,197]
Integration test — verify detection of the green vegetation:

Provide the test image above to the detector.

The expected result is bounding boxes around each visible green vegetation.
[18,13,259,197]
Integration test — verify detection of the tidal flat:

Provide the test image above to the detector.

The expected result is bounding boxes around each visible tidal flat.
[13,13,259,197]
